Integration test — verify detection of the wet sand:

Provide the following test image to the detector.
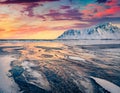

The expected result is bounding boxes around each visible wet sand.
[0,40,120,93]
[0,55,20,93]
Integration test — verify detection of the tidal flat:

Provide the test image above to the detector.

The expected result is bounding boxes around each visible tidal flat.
[0,40,120,93]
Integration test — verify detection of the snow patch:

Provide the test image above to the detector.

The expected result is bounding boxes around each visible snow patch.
[57,22,120,39]
[68,56,85,61]
[21,61,51,91]
[91,76,120,93]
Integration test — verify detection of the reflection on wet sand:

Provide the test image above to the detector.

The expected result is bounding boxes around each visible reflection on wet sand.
[0,41,120,93]
[0,55,20,93]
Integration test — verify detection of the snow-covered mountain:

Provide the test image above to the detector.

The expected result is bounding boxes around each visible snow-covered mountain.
[57,22,120,39]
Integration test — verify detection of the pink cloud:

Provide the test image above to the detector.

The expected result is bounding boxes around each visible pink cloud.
[105,0,118,6]
[60,5,71,9]
[81,1,120,19]
[95,6,120,18]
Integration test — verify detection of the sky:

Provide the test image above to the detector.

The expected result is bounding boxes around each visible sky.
[0,0,120,39]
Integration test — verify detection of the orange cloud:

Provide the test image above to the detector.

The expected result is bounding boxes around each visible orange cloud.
[0,17,79,39]
[14,25,50,34]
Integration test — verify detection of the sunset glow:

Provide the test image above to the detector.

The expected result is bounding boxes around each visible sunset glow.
[0,0,120,39]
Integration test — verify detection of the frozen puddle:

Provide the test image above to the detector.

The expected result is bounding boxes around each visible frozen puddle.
[68,56,85,61]
[0,55,20,93]
[21,61,51,90]
[91,76,120,93]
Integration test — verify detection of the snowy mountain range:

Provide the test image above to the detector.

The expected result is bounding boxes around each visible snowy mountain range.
[57,22,120,39]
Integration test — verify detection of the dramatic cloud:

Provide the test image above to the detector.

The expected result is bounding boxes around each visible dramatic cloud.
[0,0,120,39]
[60,5,71,9]
[94,6,120,18]
[82,0,120,19]
[0,0,59,4]
[96,0,108,3]
[45,8,83,21]
[21,3,40,17]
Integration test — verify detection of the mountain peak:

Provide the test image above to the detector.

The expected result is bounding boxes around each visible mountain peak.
[100,22,112,25]
[105,22,112,25]
[57,22,120,39]
[96,22,113,28]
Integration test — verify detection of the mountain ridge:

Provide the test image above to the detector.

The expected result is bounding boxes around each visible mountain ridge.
[57,22,120,39]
